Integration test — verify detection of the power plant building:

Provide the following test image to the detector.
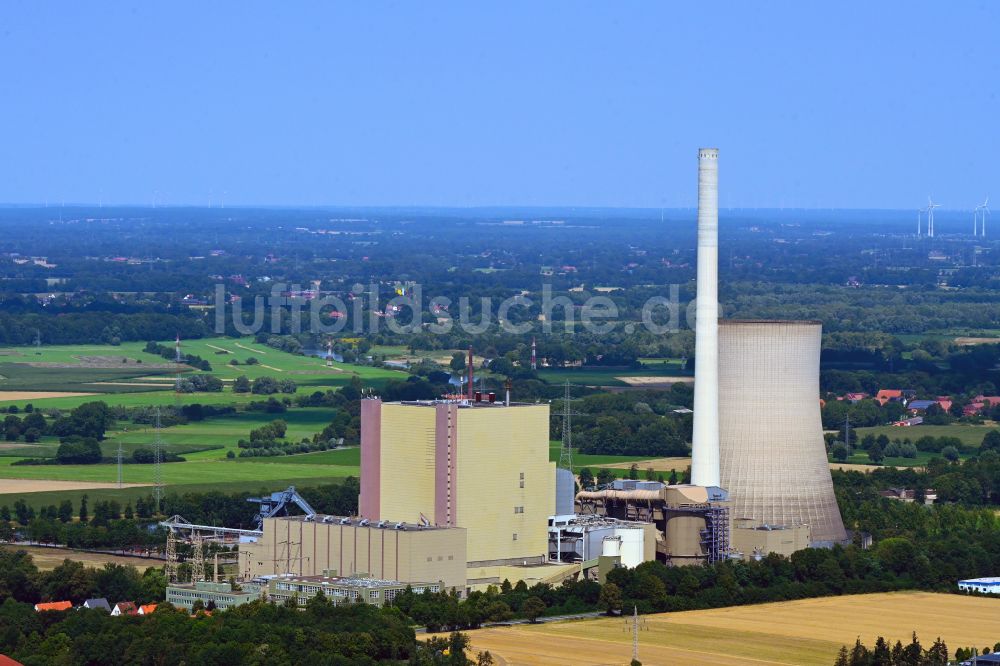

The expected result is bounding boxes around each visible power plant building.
[575,481,730,566]
[360,398,556,567]
[718,320,847,544]
[239,514,468,593]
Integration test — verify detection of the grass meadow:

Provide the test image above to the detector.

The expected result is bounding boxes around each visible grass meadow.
[853,423,995,448]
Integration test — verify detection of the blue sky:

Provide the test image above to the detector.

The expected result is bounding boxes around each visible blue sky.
[1,2,998,209]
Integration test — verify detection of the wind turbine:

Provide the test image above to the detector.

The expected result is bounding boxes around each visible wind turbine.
[980,196,990,237]
[974,196,989,237]
[916,208,923,237]
[926,197,941,238]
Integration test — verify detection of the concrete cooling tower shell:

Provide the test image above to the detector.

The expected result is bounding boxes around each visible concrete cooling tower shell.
[718,320,847,544]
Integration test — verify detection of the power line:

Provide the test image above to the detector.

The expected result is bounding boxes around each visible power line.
[153,407,164,513]
[559,381,582,471]
[116,442,123,489]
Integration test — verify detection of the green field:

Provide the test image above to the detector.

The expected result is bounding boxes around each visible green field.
[853,423,995,448]
[538,367,689,387]
[895,328,1000,345]
[0,337,409,410]
[0,399,361,510]
[0,457,357,484]
[251,448,361,466]
[101,407,341,460]
[2,476,354,514]
[547,441,654,471]
[0,363,173,394]
[0,406,338,460]
[839,450,939,467]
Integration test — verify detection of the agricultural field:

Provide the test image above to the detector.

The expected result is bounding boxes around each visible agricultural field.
[0,404,361,511]
[899,328,1000,346]
[839,450,937,468]
[854,424,996,449]
[105,407,342,460]
[0,407,343,461]
[3,475,352,514]
[538,368,684,387]
[546,442,654,472]
[0,457,357,485]
[0,337,408,410]
[0,545,163,571]
[458,592,1000,666]
[369,344,476,368]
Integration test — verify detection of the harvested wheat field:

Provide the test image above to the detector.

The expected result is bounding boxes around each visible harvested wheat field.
[598,456,691,471]
[0,479,149,493]
[616,376,694,386]
[955,337,1000,346]
[458,592,1000,666]
[0,391,97,401]
[0,545,162,571]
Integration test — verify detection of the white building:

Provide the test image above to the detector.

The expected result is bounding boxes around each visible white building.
[958,577,1000,595]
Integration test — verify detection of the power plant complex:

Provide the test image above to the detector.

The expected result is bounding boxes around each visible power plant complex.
[213,148,848,602]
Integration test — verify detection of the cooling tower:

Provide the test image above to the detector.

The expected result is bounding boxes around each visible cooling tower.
[691,148,720,487]
[718,320,847,544]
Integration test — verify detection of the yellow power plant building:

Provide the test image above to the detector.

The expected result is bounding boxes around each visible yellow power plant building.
[360,398,555,568]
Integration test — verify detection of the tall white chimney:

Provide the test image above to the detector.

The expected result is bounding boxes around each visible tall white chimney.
[691,147,720,487]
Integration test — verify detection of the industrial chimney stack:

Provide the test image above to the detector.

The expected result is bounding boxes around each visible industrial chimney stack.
[691,148,720,487]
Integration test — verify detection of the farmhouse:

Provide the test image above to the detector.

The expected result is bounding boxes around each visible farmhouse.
[876,389,916,406]
[111,602,137,616]
[82,598,111,612]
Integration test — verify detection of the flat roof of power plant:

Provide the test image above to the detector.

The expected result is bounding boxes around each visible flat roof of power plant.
[271,574,418,588]
[393,399,537,408]
[269,514,456,531]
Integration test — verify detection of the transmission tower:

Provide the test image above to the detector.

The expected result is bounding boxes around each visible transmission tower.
[843,414,852,452]
[190,533,205,583]
[559,381,581,471]
[165,531,178,584]
[116,442,123,489]
[153,407,164,513]
[624,605,648,663]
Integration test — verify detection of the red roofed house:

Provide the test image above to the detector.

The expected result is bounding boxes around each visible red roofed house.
[964,402,985,416]
[137,604,157,616]
[34,601,72,612]
[0,655,24,666]
[936,398,953,412]
[112,602,137,617]
[876,390,903,406]
[876,389,916,406]
[843,392,868,403]
[975,395,1000,407]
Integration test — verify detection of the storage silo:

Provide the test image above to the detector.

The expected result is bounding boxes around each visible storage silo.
[718,320,847,544]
